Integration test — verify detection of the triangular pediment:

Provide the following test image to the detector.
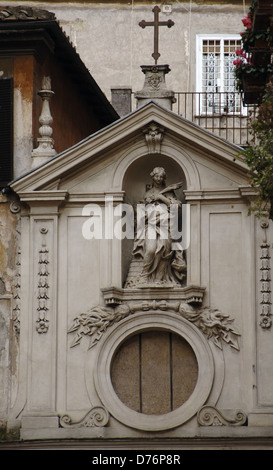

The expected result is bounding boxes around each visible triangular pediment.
[10,101,250,197]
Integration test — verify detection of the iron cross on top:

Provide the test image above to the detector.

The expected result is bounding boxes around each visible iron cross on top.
[139,6,174,65]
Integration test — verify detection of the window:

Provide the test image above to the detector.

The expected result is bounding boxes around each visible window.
[93,313,214,431]
[111,330,198,415]
[196,35,243,114]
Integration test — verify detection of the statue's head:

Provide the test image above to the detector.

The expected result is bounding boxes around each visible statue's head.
[150,167,166,186]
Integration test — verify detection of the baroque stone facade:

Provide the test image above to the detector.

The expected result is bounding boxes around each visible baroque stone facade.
[2,0,273,451]
[2,101,273,447]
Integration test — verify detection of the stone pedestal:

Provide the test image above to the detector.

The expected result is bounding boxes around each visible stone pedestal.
[134,64,176,110]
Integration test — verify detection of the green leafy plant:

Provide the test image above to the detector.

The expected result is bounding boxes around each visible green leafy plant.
[240,77,273,218]
[234,0,273,218]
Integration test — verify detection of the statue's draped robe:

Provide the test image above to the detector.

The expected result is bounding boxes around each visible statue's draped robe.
[132,186,186,286]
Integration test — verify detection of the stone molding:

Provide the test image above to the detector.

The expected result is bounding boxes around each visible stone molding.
[101,285,205,306]
[10,102,247,195]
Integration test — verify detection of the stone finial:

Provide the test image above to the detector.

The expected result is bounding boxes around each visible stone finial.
[32,76,56,167]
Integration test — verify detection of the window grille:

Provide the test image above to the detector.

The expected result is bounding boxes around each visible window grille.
[200,37,242,114]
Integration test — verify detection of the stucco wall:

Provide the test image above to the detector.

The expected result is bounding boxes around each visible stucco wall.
[26,1,248,106]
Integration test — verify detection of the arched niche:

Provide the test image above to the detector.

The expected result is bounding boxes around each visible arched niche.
[121,154,187,286]
[122,153,187,206]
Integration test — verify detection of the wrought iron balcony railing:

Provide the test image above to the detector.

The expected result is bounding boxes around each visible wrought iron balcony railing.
[173,91,256,147]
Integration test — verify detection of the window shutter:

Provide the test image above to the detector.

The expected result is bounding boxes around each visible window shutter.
[0,78,13,187]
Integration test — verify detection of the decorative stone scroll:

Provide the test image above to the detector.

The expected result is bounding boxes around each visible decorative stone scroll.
[197,406,247,426]
[68,300,240,351]
[59,407,109,428]
[36,228,50,333]
[259,218,272,328]
[9,200,21,215]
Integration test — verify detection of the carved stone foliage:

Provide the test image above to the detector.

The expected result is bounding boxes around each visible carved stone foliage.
[59,407,109,428]
[197,406,247,426]
[36,228,50,333]
[68,300,240,351]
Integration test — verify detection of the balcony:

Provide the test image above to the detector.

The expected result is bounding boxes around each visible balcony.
[172,91,256,147]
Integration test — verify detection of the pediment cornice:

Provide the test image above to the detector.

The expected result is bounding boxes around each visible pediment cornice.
[10,102,248,195]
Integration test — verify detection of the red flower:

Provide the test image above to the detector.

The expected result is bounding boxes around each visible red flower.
[236,48,247,58]
[233,58,243,67]
[242,13,252,29]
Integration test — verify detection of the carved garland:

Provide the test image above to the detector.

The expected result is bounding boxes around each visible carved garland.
[12,247,21,337]
[260,219,272,328]
[36,228,50,333]
[68,300,240,351]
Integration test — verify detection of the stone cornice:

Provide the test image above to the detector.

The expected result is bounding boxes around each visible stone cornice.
[10,102,248,194]
[184,186,256,202]
[17,190,68,203]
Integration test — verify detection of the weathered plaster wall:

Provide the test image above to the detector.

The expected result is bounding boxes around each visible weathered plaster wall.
[13,56,34,179]
[0,193,20,433]
[10,1,247,107]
